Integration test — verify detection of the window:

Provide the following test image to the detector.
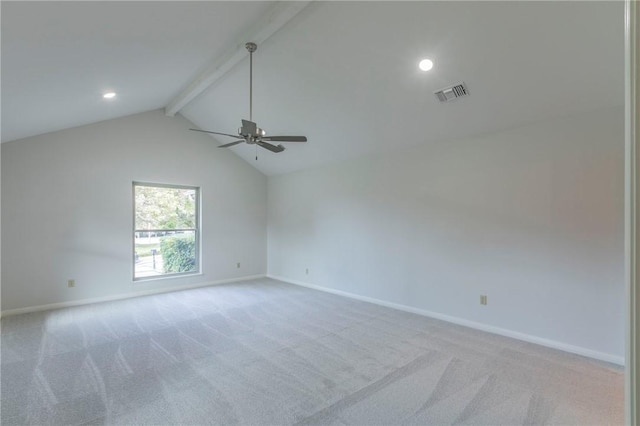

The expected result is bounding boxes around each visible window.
[133,182,199,280]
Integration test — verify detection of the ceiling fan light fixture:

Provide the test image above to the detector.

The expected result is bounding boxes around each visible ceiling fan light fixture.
[418,59,434,72]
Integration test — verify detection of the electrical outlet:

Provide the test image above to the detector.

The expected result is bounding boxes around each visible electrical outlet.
[480,295,487,305]
[237,262,241,269]
[68,279,75,288]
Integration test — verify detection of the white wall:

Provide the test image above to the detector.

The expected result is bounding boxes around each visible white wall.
[1,109,267,311]
[627,0,640,418]
[0,143,2,311]
[268,106,625,360]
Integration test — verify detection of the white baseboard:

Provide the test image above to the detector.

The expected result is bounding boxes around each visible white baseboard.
[0,274,266,318]
[268,274,625,366]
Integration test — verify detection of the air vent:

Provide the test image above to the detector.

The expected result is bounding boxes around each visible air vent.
[434,82,469,102]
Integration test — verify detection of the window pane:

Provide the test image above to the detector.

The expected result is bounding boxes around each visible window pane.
[135,185,196,230]
[133,183,199,281]
[135,230,197,278]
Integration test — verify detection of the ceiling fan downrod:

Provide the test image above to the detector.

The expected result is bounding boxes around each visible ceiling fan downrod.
[246,42,257,123]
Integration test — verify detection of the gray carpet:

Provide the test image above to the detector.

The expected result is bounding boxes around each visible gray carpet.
[0,278,624,425]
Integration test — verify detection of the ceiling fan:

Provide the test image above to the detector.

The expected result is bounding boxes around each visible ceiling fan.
[190,42,307,154]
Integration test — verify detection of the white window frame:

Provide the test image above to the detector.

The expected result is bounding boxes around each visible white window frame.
[133,181,200,281]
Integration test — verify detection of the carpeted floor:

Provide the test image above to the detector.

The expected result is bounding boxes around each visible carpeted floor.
[1,278,624,425]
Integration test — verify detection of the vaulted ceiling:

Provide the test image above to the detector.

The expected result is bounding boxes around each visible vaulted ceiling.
[2,1,624,175]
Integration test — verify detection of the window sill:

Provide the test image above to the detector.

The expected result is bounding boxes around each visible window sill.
[133,272,203,284]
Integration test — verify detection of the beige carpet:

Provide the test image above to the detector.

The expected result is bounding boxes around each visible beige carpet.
[1,278,624,425]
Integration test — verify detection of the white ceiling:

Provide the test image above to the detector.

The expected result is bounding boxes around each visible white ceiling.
[1,1,274,142]
[2,1,624,176]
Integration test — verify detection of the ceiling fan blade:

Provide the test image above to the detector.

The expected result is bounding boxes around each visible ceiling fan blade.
[262,136,308,142]
[241,120,257,136]
[218,140,245,148]
[189,128,239,138]
[257,141,285,153]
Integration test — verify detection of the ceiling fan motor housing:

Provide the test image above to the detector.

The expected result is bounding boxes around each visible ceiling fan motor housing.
[238,127,266,138]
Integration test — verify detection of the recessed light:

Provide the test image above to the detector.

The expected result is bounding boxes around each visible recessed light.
[418,59,434,72]
[103,92,116,99]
